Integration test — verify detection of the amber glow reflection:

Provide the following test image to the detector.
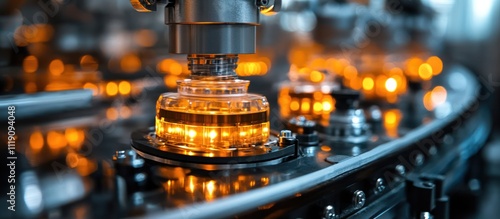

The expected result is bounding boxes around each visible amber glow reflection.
[120,54,141,73]
[25,82,37,93]
[320,145,331,152]
[423,86,448,111]
[65,128,85,149]
[164,75,179,88]
[118,81,131,95]
[418,63,433,80]
[427,56,443,76]
[80,55,99,71]
[47,131,68,149]
[106,82,118,96]
[384,109,402,138]
[279,87,335,120]
[134,29,157,47]
[106,107,119,120]
[23,55,38,73]
[30,131,44,151]
[49,59,65,76]
[83,83,98,96]
[362,76,374,91]
[385,77,397,92]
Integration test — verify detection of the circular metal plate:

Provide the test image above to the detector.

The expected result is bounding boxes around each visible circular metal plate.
[131,127,297,170]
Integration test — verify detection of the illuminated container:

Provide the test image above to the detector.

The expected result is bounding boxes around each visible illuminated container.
[155,79,270,149]
[278,81,336,121]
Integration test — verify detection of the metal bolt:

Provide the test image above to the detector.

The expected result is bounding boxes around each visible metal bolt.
[374,178,385,194]
[322,205,337,219]
[428,146,437,156]
[280,130,292,138]
[352,190,366,209]
[395,164,406,176]
[134,173,147,183]
[114,150,126,160]
[414,153,425,166]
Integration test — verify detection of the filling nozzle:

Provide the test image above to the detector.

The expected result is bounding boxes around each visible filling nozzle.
[188,54,239,79]
[130,0,280,78]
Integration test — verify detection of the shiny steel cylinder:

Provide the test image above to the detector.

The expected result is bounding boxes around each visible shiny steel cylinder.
[165,0,260,54]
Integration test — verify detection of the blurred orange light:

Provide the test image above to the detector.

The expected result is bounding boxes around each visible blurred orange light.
[23,55,38,73]
[49,59,65,76]
[384,109,401,138]
[322,101,332,112]
[118,81,131,95]
[313,101,322,112]
[406,58,423,77]
[120,106,132,119]
[427,56,443,76]
[301,99,311,113]
[120,54,141,73]
[310,70,324,82]
[47,131,67,149]
[290,99,300,111]
[362,77,374,90]
[134,29,157,47]
[423,91,434,111]
[66,153,79,168]
[418,63,433,80]
[106,107,119,120]
[106,82,118,96]
[83,83,98,96]
[25,82,37,93]
[320,145,331,152]
[385,77,398,92]
[80,55,99,71]
[66,128,85,149]
[431,86,447,105]
[164,75,178,88]
[344,66,357,79]
[30,131,44,151]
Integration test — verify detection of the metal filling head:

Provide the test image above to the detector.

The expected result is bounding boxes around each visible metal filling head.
[188,54,239,79]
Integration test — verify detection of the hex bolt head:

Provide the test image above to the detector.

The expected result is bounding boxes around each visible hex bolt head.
[279,130,292,138]
[352,190,366,209]
[374,178,386,194]
[322,205,337,219]
[396,164,406,176]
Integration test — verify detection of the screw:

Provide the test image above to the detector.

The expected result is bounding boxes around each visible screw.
[352,190,366,209]
[395,164,406,176]
[322,205,337,219]
[374,178,385,194]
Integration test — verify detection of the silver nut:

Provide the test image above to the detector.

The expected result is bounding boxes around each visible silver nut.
[414,153,425,166]
[395,164,406,176]
[374,178,385,194]
[114,150,126,160]
[280,130,292,138]
[322,205,337,219]
[352,190,366,209]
